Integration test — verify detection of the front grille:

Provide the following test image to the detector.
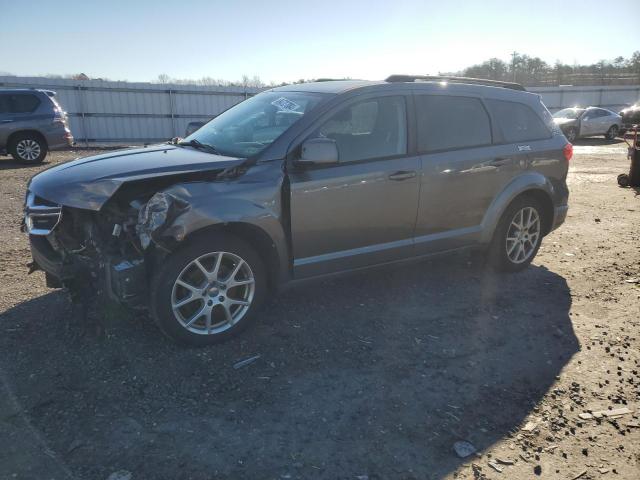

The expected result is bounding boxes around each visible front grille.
[24,191,62,235]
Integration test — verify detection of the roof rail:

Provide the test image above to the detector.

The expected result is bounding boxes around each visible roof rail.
[385,75,526,91]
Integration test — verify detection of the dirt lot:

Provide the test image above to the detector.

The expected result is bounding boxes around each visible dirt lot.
[0,141,638,480]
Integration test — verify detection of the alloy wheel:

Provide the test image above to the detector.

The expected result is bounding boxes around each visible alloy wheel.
[505,207,541,264]
[16,139,41,161]
[171,251,255,335]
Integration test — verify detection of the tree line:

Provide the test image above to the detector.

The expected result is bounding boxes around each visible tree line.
[451,52,640,86]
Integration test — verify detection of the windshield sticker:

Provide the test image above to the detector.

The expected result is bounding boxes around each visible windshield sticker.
[271,97,301,112]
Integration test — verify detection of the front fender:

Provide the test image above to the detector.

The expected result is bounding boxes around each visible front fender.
[479,172,555,243]
[147,164,289,282]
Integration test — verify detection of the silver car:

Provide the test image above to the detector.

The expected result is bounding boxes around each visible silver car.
[552,106,622,142]
[25,76,570,345]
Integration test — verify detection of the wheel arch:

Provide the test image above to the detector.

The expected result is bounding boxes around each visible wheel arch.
[176,221,284,292]
[481,174,556,243]
[8,129,48,150]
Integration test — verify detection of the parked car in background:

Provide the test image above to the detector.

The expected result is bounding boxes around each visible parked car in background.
[25,76,570,345]
[552,106,621,142]
[184,121,206,137]
[0,89,73,163]
[619,103,640,135]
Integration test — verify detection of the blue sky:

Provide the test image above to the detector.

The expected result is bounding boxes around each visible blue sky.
[1,0,638,83]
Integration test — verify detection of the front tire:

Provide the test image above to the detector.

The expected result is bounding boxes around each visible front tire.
[605,125,619,141]
[488,196,545,272]
[564,127,578,143]
[150,233,267,346]
[9,133,47,163]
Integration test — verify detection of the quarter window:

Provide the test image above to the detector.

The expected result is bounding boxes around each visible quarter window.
[415,95,491,152]
[9,94,41,113]
[314,96,407,162]
[487,99,551,143]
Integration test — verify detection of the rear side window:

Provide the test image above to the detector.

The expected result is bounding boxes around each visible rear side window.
[416,95,491,152]
[9,94,41,113]
[0,95,9,114]
[487,99,551,143]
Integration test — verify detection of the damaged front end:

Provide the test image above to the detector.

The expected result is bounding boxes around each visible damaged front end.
[25,188,191,309]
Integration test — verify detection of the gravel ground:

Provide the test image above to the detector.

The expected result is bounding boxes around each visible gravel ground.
[0,141,638,480]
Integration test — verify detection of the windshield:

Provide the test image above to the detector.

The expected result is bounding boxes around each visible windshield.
[553,108,583,119]
[183,91,326,157]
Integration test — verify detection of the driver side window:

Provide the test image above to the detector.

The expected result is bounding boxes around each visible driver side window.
[314,96,407,163]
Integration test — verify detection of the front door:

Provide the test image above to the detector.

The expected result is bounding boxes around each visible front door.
[288,95,420,278]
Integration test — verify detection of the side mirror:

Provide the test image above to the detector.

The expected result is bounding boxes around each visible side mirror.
[300,137,338,165]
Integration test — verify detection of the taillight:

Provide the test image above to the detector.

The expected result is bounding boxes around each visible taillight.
[52,109,67,125]
[563,143,573,162]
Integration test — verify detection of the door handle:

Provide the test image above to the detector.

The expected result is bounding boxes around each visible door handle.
[488,157,511,167]
[388,170,417,181]
[1,120,13,123]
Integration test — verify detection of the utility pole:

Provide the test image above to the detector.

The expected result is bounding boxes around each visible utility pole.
[511,51,518,82]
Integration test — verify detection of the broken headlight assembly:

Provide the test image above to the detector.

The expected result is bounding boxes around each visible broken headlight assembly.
[136,191,191,249]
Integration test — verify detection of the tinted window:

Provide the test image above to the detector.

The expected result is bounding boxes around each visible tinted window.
[488,99,551,142]
[416,95,491,152]
[315,96,407,162]
[0,95,9,114]
[9,94,41,113]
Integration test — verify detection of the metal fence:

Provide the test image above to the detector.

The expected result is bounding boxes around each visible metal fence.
[531,85,640,114]
[0,76,262,145]
[1,76,639,146]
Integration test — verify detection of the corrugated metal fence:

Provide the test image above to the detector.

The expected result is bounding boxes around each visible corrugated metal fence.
[1,76,639,146]
[532,85,640,113]
[0,76,262,145]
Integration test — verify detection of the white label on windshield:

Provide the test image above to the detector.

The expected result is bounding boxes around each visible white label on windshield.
[271,97,301,112]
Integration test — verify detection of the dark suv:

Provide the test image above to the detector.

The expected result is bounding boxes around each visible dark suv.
[0,89,73,163]
[25,76,570,345]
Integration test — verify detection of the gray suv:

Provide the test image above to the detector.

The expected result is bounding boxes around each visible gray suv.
[0,89,73,163]
[25,76,570,345]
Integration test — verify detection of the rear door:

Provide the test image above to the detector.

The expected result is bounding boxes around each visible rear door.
[289,94,420,278]
[4,93,43,139]
[0,94,10,148]
[413,93,516,253]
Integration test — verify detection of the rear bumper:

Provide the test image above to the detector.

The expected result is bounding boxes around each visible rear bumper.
[45,127,74,150]
[550,205,568,232]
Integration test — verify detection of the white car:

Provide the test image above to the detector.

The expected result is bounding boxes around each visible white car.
[553,106,622,142]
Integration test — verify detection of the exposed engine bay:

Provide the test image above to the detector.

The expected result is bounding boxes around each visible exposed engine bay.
[25,165,248,309]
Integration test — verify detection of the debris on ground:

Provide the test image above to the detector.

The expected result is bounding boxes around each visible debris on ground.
[106,471,132,480]
[453,440,477,458]
[233,354,261,369]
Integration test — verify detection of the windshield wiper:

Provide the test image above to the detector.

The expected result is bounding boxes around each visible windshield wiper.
[177,139,220,155]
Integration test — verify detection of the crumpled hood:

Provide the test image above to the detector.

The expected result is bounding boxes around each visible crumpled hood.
[28,145,246,210]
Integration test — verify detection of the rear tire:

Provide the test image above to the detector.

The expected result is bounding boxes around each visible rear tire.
[605,125,619,141]
[488,196,545,272]
[9,133,47,164]
[150,232,267,346]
